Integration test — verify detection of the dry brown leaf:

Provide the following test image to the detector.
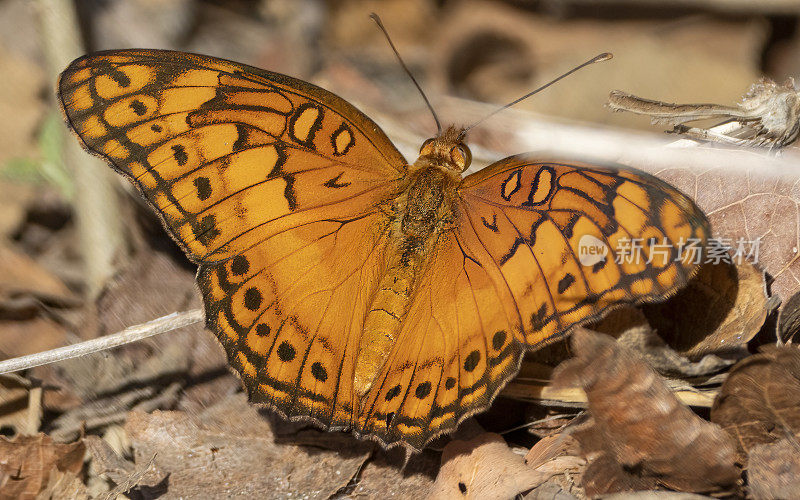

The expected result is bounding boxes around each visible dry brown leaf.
[124,392,371,498]
[710,344,800,464]
[94,250,235,412]
[551,328,739,496]
[0,317,69,363]
[350,448,439,498]
[96,250,198,335]
[85,432,156,499]
[618,326,734,379]
[95,453,156,500]
[34,469,88,500]
[642,259,768,359]
[747,437,800,499]
[598,492,714,499]
[594,306,736,379]
[524,434,582,471]
[43,251,237,440]
[429,432,551,499]
[0,244,74,309]
[524,433,586,498]
[648,160,800,304]
[522,480,580,500]
[777,289,800,342]
[84,435,135,486]
[0,244,74,362]
[0,434,85,500]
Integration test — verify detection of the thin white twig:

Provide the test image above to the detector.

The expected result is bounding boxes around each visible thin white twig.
[0,310,204,375]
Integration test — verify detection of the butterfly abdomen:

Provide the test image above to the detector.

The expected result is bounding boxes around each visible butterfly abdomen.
[354,253,415,399]
[353,166,460,400]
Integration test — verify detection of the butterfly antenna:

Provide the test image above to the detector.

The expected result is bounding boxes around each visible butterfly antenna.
[371,13,442,135]
[461,52,613,137]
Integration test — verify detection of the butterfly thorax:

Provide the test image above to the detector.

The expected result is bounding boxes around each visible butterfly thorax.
[396,126,470,240]
[352,129,468,402]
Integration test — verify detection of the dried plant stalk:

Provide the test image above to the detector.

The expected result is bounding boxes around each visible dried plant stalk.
[608,78,800,149]
[0,310,203,375]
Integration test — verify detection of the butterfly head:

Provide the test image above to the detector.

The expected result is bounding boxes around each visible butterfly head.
[418,126,472,173]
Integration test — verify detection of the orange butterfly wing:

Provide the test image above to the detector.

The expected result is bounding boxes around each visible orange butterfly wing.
[355,156,709,448]
[58,49,406,429]
[458,156,709,344]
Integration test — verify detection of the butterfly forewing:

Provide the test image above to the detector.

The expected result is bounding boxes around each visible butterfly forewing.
[58,49,406,262]
[457,156,709,346]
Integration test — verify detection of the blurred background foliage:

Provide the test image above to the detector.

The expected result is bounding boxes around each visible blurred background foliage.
[3,0,799,187]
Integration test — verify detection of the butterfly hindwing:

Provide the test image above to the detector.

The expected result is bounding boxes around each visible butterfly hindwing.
[356,230,524,448]
[199,212,392,429]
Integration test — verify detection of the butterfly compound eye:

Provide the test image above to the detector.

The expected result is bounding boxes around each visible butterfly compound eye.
[419,137,435,154]
[449,144,472,170]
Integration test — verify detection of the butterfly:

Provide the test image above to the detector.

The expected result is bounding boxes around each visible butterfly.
[58,49,710,449]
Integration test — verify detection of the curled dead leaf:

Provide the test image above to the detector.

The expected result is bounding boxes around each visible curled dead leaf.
[642,259,768,359]
[0,433,85,500]
[523,433,586,498]
[777,289,800,342]
[551,328,739,496]
[429,433,551,500]
[34,469,88,500]
[593,306,736,379]
[710,344,800,465]
[524,433,582,471]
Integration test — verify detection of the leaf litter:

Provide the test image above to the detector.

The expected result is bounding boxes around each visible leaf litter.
[123,393,372,499]
[429,432,556,499]
[550,328,740,497]
[2,237,777,498]
[3,3,800,498]
[710,344,800,462]
[0,433,85,500]
[2,122,794,500]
